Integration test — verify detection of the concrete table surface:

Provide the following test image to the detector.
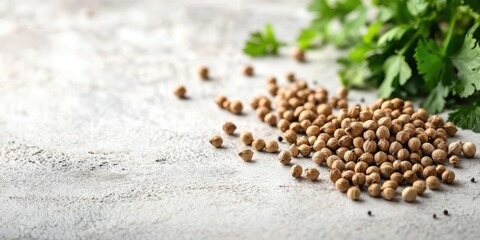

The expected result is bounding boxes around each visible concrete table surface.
[0,0,479,239]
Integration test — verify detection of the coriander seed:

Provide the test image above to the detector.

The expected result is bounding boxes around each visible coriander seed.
[335,178,350,192]
[298,144,312,157]
[449,155,461,168]
[252,138,266,151]
[215,95,227,108]
[426,176,441,190]
[292,48,305,62]
[223,122,237,135]
[329,169,342,183]
[382,187,396,201]
[312,151,327,165]
[209,135,223,148]
[243,64,254,76]
[432,149,447,165]
[283,130,297,144]
[402,187,417,202]
[173,85,187,98]
[368,184,381,197]
[278,150,292,165]
[265,140,279,153]
[240,131,253,145]
[238,149,254,161]
[442,170,455,184]
[229,100,243,114]
[347,186,361,200]
[291,165,302,178]
[412,180,427,195]
[462,142,476,158]
[305,168,320,181]
[288,144,299,157]
[286,72,295,82]
[198,65,209,80]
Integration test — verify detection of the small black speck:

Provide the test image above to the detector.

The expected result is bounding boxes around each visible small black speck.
[360,98,365,103]
[122,168,125,171]
[278,136,283,142]
[155,159,161,162]
[313,80,318,85]
[433,214,437,219]
[471,177,476,183]
[443,210,449,215]
[368,211,372,216]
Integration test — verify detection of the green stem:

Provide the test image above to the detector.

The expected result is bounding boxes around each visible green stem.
[398,29,422,55]
[442,8,458,54]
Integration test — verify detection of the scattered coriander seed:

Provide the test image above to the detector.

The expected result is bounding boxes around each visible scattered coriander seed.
[240,131,254,145]
[229,100,243,115]
[426,176,441,190]
[442,170,455,184]
[278,150,292,165]
[215,95,227,108]
[238,149,254,161]
[292,48,305,62]
[283,130,298,144]
[382,187,396,201]
[443,210,449,215]
[265,140,279,153]
[198,65,209,80]
[305,168,320,181]
[329,169,342,183]
[288,144,299,157]
[335,178,350,192]
[252,138,266,151]
[286,72,295,82]
[368,184,381,197]
[412,180,427,195]
[347,186,361,200]
[243,64,254,76]
[402,187,417,202]
[173,85,187,98]
[291,165,302,178]
[462,142,477,158]
[209,135,223,148]
[223,122,237,135]
[449,155,461,168]
[432,149,447,165]
[448,141,463,156]
[298,144,312,157]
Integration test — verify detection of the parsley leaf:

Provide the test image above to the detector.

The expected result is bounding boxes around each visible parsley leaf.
[243,24,284,57]
[407,0,429,17]
[378,54,412,98]
[297,28,320,50]
[449,101,480,132]
[451,34,480,97]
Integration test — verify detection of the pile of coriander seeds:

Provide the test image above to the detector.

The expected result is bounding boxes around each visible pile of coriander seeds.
[204,66,477,203]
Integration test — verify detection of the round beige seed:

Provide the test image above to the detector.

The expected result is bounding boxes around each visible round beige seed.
[240,131,253,145]
[229,100,243,114]
[198,65,209,79]
[305,168,320,181]
[252,138,266,151]
[291,164,302,178]
[278,150,292,165]
[368,184,381,197]
[442,170,455,184]
[209,135,223,148]
[382,188,396,201]
[288,144,299,157]
[412,180,426,195]
[238,149,253,161]
[426,176,441,190]
[347,186,361,200]
[402,187,417,202]
[223,122,237,135]
[463,142,476,158]
[243,64,254,76]
[265,140,279,153]
[335,178,350,192]
[173,85,186,98]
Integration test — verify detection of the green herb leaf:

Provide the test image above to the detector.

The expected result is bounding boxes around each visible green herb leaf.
[338,59,369,87]
[378,54,412,97]
[414,39,445,89]
[297,28,319,50]
[243,24,284,57]
[451,34,480,97]
[420,84,448,114]
[378,24,411,46]
[406,0,429,16]
[449,102,480,132]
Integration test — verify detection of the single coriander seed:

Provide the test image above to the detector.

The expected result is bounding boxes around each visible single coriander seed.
[265,140,279,153]
[305,168,320,181]
[252,138,266,151]
[229,100,243,115]
[292,48,305,62]
[173,85,187,98]
[209,135,223,148]
[238,149,254,162]
[402,187,417,202]
[442,170,455,184]
[426,176,441,190]
[243,64,254,76]
[278,150,292,165]
[347,186,361,201]
[382,187,396,201]
[240,131,254,145]
[223,122,237,135]
[291,165,302,178]
[198,65,209,80]
[335,178,350,192]
[462,142,476,158]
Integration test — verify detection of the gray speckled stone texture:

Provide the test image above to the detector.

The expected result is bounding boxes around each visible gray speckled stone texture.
[0,0,479,239]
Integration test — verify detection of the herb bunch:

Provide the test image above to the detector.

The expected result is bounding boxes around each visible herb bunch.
[243,0,480,132]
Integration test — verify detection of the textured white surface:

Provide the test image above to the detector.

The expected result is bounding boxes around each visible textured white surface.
[0,0,479,239]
